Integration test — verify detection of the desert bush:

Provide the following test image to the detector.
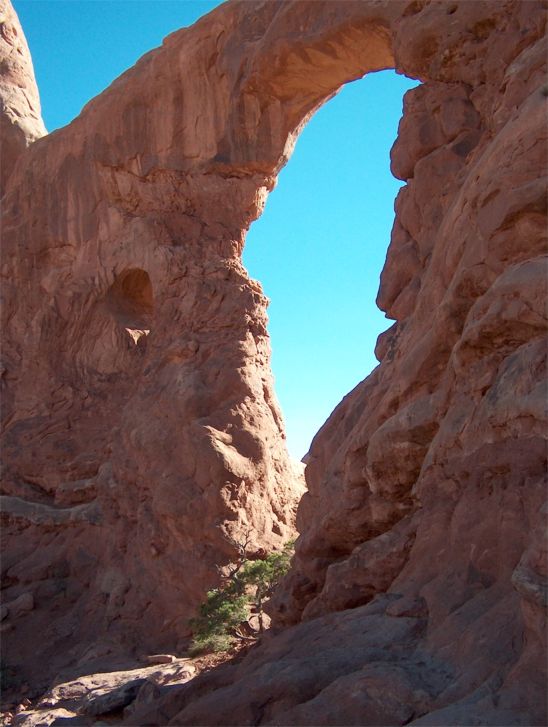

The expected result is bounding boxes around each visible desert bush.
[188,589,248,656]
[189,540,294,655]
[237,540,294,631]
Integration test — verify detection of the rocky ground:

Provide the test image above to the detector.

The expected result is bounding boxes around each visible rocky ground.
[1,645,252,727]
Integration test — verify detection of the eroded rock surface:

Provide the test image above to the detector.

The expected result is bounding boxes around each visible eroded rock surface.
[0,0,46,195]
[1,0,546,724]
[10,658,195,726]
[1,0,306,692]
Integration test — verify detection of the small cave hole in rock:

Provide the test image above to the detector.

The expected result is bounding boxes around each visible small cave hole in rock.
[244,70,419,461]
[105,268,153,344]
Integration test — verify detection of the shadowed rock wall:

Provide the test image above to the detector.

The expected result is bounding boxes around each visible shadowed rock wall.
[1,0,313,686]
[1,0,546,722]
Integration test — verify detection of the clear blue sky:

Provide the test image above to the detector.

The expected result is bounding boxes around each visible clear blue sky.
[14,0,418,460]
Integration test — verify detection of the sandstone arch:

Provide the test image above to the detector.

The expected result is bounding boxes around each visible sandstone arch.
[1,1,546,722]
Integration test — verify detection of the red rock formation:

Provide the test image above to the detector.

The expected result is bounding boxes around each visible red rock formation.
[1,0,305,691]
[128,1,545,725]
[0,0,46,195]
[2,0,546,723]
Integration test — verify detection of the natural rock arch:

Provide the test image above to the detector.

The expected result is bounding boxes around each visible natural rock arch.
[1,3,546,722]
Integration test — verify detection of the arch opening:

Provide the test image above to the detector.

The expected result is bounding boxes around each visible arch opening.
[244,70,419,460]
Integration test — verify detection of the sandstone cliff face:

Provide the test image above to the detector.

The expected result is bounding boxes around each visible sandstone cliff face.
[127,1,545,725]
[1,0,305,688]
[0,0,46,196]
[2,0,547,723]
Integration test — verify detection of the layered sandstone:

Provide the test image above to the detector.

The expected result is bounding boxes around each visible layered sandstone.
[130,1,545,725]
[1,0,305,692]
[0,0,46,195]
[2,0,547,724]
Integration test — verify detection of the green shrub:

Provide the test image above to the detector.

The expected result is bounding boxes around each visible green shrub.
[188,540,294,654]
[188,589,248,655]
[237,540,294,631]
[188,632,233,657]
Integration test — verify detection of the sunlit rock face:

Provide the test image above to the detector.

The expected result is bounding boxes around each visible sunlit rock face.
[0,0,47,195]
[1,0,305,690]
[2,0,546,723]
